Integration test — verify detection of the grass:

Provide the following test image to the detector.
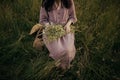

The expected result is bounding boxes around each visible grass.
[0,0,120,80]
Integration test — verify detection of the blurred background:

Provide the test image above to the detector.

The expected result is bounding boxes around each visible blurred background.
[0,0,120,80]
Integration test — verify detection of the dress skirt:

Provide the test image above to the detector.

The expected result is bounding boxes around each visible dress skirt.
[43,32,76,68]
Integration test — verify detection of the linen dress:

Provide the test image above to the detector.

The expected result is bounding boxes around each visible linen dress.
[39,0,77,69]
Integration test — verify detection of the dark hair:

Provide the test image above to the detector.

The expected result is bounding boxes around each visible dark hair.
[42,0,72,11]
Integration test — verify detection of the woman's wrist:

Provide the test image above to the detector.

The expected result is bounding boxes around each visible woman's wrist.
[67,19,72,26]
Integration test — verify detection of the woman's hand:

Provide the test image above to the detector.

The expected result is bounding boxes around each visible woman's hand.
[64,20,72,33]
[64,24,71,33]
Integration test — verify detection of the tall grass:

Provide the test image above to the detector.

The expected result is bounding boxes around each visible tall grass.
[0,0,120,80]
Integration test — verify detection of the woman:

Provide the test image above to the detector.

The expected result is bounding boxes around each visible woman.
[40,0,77,69]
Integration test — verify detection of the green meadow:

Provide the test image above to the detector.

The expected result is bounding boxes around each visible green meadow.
[0,0,120,80]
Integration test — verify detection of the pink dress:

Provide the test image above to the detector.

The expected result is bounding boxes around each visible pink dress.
[39,0,77,69]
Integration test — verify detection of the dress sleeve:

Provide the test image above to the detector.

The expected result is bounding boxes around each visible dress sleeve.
[68,0,77,24]
[39,7,49,26]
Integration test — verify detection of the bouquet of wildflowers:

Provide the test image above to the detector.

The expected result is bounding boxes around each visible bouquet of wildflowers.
[43,24,75,44]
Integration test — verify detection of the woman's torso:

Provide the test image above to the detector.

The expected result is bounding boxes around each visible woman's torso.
[48,3,70,26]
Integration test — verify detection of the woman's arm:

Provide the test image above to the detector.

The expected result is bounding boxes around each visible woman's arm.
[39,7,49,26]
[64,0,77,33]
[68,0,77,24]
